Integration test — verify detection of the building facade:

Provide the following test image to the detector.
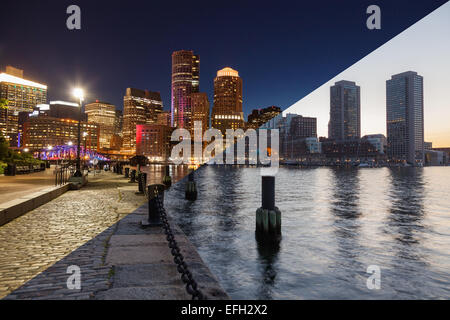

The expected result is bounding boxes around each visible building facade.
[191,92,210,136]
[23,116,99,151]
[247,106,282,129]
[85,101,117,150]
[212,67,244,134]
[136,124,174,162]
[0,67,47,147]
[386,71,424,165]
[328,80,361,141]
[171,50,199,129]
[122,88,163,154]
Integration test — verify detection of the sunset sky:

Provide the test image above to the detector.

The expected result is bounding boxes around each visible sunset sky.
[287,2,450,147]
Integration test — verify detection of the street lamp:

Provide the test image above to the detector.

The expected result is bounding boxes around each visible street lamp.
[73,88,84,177]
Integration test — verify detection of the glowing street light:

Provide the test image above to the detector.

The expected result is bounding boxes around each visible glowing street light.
[23,148,29,152]
[68,141,73,146]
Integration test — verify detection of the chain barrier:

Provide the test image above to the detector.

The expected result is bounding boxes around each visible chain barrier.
[154,195,206,300]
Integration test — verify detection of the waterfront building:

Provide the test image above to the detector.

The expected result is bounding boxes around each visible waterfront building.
[321,138,385,163]
[328,80,361,141]
[424,142,433,150]
[386,71,424,165]
[191,92,210,135]
[48,101,82,121]
[84,100,117,150]
[122,88,163,154]
[0,66,47,147]
[136,124,174,162]
[114,109,123,136]
[156,110,171,127]
[281,114,317,160]
[171,50,199,129]
[362,134,387,154]
[247,106,282,129]
[212,67,244,134]
[23,116,99,152]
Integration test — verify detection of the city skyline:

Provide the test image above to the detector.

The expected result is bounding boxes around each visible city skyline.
[1,1,446,120]
[287,2,450,147]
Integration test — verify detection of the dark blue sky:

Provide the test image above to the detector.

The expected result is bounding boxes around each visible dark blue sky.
[0,0,447,118]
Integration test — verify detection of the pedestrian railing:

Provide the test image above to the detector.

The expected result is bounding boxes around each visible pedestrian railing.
[55,164,72,186]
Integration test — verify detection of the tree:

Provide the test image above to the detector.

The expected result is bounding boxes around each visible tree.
[0,135,10,160]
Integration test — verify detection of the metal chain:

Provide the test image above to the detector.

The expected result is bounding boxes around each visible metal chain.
[154,195,206,300]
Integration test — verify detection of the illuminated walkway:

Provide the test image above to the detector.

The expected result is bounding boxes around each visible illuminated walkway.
[0,172,147,298]
[0,168,55,205]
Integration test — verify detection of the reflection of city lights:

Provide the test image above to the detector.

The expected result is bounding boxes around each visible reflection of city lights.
[47,146,53,150]
[68,141,73,146]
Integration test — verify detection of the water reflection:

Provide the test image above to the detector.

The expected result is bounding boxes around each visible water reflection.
[255,237,280,300]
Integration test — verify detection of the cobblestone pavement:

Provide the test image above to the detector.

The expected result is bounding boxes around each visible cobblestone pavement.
[0,171,147,299]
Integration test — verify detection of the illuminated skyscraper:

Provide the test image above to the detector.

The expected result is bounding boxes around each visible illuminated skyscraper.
[386,71,424,165]
[85,101,117,150]
[328,80,361,141]
[191,92,210,136]
[0,66,47,147]
[212,67,244,134]
[171,50,199,130]
[122,88,163,154]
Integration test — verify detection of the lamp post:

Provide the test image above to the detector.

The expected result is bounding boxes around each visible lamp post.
[73,88,84,177]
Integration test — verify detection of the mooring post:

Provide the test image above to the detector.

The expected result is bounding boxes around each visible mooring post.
[125,167,129,178]
[162,165,172,187]
[185,170,197,201]
[256,175,281,237]
[129,169,137,183]
[141,184,165,227]
[136,172,144,195]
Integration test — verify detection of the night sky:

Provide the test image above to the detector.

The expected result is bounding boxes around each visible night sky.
[0,0,447,118]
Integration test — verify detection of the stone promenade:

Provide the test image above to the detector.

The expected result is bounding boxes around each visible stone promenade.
[1,169,227,299]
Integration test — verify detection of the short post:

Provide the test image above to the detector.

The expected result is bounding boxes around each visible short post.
[129,169,137,183]
[124,167,130,178]
[136,172,145,195]
[141,184,165,227]
[185,171,197,201]
[256,175,281,238]
[162,165,172,187]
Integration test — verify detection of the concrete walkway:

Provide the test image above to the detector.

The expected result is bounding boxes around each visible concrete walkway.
[2,170,228,300]
[0,168,56,205]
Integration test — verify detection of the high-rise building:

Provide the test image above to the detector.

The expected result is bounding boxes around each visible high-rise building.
[156,110,171,127]
[23,116,99,152]
[212,67,244,134]
[0,67,47,147]
[84,100,117,150]
[386,71,424,165]
[114,109,123,136]
[48,101,83,121]
[247,106,282,129]
[328,80,361,141]
[191,92,210,136]
[122,88,163,154]
[136,124,174,162]
[281,114,317,160]
[171,50,199,129]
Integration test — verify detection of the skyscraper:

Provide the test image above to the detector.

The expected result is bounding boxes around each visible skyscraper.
[0,67,47,147]
[212,67,244,134]
[191,92,210,135]
[386,71,424,165]
[171,50,199,129]
[328,80,361,141]
[84,101,117,150]
[122,88,163,154]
